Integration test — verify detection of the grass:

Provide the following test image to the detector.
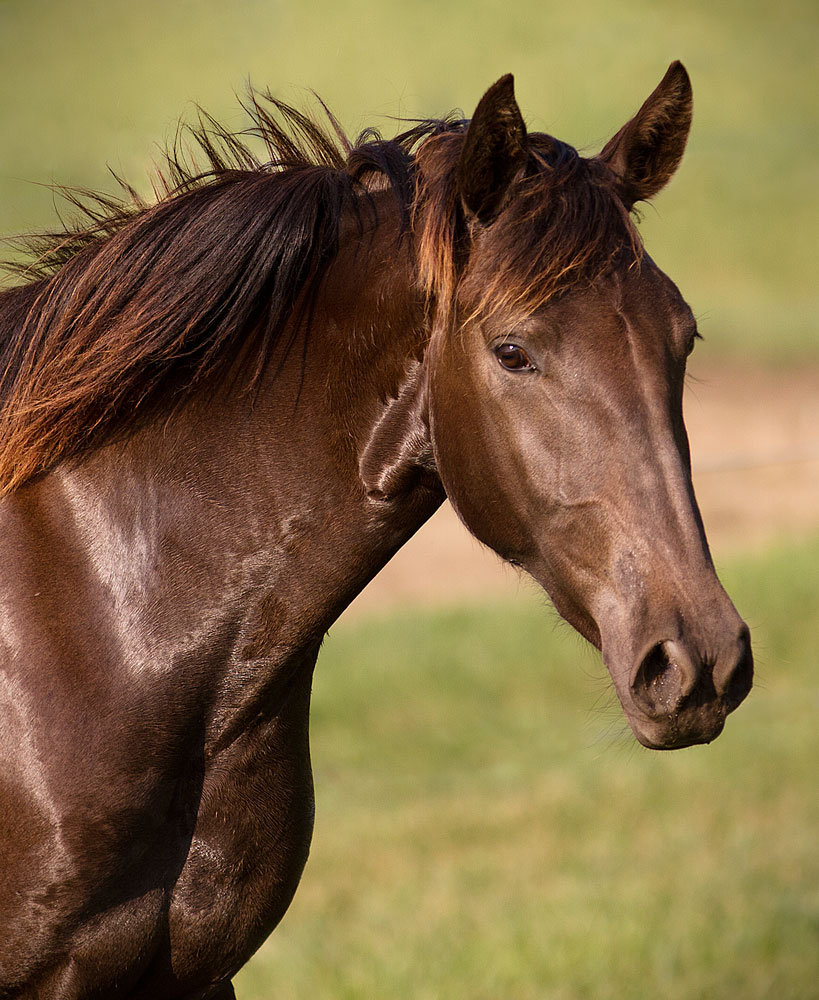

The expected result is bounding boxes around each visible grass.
[1,0,817,361]
[234,534,819,999]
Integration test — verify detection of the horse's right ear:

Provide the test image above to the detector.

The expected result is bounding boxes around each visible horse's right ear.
[597,61,693,209]
[457,75,528,224]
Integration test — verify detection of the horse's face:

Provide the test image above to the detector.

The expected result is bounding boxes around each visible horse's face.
[429,260,751,750]
[426,66,752,750]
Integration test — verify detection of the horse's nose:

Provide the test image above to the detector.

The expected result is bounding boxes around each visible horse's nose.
[713,624,754,711]
[630,626,753,719]
[631,638,698,716]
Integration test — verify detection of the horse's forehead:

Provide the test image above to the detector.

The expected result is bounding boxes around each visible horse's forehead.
[548,260,693,329]
[462,184,640,312]
[475,263,695,366]
[616,260,695,332]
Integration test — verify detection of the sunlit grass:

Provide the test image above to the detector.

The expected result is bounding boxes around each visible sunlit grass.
[235,535,819,998]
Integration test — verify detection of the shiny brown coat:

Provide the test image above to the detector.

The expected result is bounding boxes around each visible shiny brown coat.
[0,64,751,997]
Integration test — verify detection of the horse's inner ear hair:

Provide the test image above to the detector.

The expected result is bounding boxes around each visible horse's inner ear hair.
[596,60,693,210]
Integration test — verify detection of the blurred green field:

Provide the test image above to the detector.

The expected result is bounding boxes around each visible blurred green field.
[1,0,817,360]
[234,535,819,999]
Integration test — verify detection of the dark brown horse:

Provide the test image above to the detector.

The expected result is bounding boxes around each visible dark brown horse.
[0,63,751,997]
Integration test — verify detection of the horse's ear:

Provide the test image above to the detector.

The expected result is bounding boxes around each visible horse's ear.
[457,74,528,224]
[597,61,693,209]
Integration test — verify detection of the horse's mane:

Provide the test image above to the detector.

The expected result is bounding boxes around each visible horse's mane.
[0,89,638,493]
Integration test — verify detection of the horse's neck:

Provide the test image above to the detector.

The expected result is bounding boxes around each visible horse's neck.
[21,224,441,712]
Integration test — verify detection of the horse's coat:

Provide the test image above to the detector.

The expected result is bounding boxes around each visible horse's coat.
[0,64,752,998]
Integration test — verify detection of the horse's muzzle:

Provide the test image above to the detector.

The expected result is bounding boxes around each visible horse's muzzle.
[623,626,753,750]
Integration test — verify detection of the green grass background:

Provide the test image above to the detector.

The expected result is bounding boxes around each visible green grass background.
[1,2,816,996]
[235,536,819,999]
[1,0,816,360]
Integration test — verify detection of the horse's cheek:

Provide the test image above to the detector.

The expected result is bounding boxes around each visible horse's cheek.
[429,380,531,562]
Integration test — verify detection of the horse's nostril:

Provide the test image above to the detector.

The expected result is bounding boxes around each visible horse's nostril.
[715,627,754,711]
[631,628,753,722]
[631,640,696,717]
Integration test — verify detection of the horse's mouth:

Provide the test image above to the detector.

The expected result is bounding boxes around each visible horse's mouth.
[623,702,728,751]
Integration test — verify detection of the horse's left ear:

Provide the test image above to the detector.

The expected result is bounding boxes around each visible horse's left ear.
[597,61,693,209]
[457,74,528,224]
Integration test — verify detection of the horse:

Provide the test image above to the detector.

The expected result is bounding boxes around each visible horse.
[0,62,752,997]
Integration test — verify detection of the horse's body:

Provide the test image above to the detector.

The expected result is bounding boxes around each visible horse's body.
[0,65,752,997]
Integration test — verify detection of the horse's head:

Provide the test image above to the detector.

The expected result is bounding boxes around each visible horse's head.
[421,64,752,750]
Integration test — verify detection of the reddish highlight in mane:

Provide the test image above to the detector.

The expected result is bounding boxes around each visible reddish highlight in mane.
[0,90,639,494]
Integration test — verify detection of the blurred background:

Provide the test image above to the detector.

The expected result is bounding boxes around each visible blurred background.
[2,1,817,996]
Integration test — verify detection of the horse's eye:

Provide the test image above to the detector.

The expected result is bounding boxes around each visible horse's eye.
[495,343,534,372]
